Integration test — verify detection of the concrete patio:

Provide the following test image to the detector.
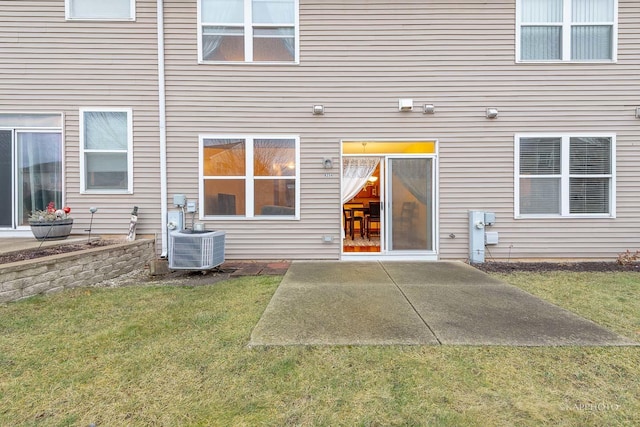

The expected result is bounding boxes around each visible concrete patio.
[250,261,637,347]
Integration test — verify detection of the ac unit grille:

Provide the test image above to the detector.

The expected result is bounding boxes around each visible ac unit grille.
[169,230,225,270]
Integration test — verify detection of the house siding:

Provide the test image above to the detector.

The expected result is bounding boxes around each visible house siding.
[2,1,639,261]
[0,1,162,237]
[161,0,640,261]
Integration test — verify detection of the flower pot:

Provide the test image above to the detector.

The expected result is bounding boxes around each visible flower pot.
[29,219,74,241]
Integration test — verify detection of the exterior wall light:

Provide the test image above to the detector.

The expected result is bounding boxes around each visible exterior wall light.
[323,158,333,169]
[636,107,640,119]
[398,99,413,111]
[312,105,324,115]
[486,108,499,119]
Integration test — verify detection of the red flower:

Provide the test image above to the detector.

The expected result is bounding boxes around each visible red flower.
[46,201,56,213]
[63,207,71,214]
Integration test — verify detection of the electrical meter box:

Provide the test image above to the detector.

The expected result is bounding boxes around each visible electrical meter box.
[485,231,499,245]
[173,194,186,207]
[484,212,496,226]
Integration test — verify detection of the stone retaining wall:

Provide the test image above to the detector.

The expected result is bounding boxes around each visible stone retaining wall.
[0,240,155,303]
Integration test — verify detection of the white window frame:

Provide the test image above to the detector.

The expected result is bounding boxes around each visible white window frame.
[199,134,300,219]
[65,0,135,21]
[197,0,300,64]
[516,0,618,63]
[514,133,616,218]
[0,113,65,231]
[80,108,134,194]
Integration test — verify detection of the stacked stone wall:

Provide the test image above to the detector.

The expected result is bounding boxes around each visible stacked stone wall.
[0,240,155,303]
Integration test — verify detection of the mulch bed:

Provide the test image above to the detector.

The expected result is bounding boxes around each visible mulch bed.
[0,240,117,265]
[2,242,638,274]
[474,261,640,273]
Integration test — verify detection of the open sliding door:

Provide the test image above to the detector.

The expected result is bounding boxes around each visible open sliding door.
[342,141,437,260]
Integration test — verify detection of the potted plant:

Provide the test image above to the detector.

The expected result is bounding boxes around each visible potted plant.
[28,201,73,241]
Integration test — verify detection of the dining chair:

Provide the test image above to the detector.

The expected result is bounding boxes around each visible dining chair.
[366,201,381,240]
[343,207,364,239]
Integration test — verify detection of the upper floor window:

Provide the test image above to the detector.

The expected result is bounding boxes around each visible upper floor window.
[517,0,617,62]
[515,134,615,218]
[80,109,133,193]
[200,135,299,218]
[198,0,298,63]
[66,0,135,21]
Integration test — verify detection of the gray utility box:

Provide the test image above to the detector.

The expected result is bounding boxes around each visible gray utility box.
[169,229,226,270]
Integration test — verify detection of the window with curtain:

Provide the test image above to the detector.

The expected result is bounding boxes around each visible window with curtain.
[201,135,298,217]
[516,135,614,217]
[80,109,133,193]
[200,0,297,62]
[66,0,134,20]
[518,0,616,61]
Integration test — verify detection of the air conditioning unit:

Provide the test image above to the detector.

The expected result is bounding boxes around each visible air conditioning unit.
[169,230,226,270]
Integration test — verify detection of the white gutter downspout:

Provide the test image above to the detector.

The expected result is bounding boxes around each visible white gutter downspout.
[157,0,168,257]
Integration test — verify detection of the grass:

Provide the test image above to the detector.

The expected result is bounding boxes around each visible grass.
[0,272,639,426]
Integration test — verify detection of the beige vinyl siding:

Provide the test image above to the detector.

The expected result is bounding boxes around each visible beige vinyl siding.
[163,0,640,260]
[0,1,161,237]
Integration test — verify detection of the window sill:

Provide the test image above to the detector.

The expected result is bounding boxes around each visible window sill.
[201,216,300,221]
[66,17,135,22]
[198,60,300,66]
[81,190,133,195]
[515,214,615,220]
[516,59,617,65]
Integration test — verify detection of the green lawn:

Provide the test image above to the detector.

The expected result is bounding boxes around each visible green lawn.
[1,272,639,426]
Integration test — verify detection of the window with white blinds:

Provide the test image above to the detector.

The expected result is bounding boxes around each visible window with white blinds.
[516,135,614,217]
[517,0,617,61]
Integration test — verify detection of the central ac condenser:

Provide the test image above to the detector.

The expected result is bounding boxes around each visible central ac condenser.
[169,230,226,270]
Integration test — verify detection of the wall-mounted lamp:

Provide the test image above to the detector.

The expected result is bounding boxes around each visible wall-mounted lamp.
[486,107,499,119]
[423,104,435,114]
[322,157,333,169]
[636,107,640,119]
[312,105,325,115]
[398,99,414,112]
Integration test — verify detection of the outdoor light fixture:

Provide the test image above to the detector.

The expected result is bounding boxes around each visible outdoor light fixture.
[636,107,640,119]
[423,104,435,114]
[312,105,325,115]
[323,157,333,169]
[486,107,499,119]
[398,99,413,111]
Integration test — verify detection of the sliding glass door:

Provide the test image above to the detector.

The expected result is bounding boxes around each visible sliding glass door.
[17,132,63,226]
[342,141,437,259]
[0,131,11,227]
[0,129,62,228]
[387,157,433,252]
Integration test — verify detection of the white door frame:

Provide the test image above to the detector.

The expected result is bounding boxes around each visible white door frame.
[340,140,439,261]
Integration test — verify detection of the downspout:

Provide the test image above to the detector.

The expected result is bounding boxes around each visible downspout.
[157,0,168,257]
